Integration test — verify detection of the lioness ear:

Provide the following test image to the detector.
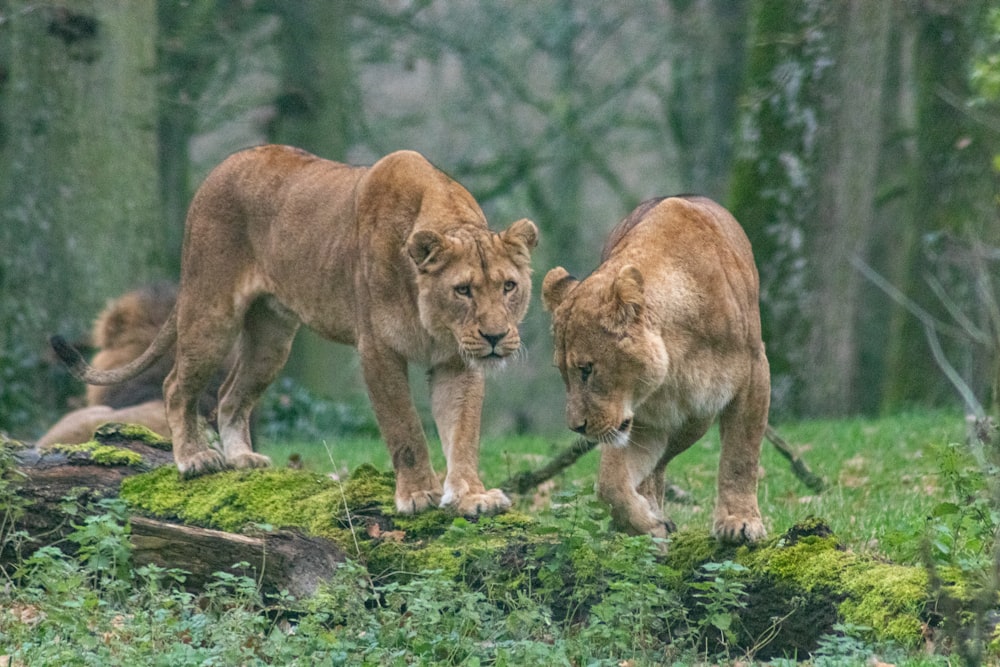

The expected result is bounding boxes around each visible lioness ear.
[610,265,644,330]
[502,218,539,252]
[407,230,450,272]
[542,267,578,311]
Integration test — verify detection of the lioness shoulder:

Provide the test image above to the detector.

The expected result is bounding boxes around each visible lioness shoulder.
[543,195,769,545]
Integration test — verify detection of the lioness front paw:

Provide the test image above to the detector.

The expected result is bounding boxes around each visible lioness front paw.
[712,515,766,544]
[227,452,272,471]
[443,488,512,517]
[395,489,443,514]
[177,449,227,479]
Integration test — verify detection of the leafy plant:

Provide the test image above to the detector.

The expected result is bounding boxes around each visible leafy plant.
[258,376,379,442]
[811,623,875,667]
[689,560,749,655]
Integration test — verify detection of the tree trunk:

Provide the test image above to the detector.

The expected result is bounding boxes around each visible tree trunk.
[667,0,750,201]
[0,0,164,435]
[803,0,892,415]
[268,0,363,400]
[727,0,832,417]
[881,2,995,412]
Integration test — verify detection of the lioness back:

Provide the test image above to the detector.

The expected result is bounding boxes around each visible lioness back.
[543,195,769,546]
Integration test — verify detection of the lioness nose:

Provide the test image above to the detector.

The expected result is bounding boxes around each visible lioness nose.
[570,421,587,435]
[480,330,507,348]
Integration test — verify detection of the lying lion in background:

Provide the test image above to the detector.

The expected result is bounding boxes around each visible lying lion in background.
[542,195,769,544]
[37,283,222,448]
[54,145,538,517]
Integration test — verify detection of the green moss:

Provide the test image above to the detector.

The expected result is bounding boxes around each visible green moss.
[51,441,143,467]
[94,422,171,449]
[838,561,927,644]
[737,520,928,646]
[664,528,732,576]
[121,466,354,541]
[340,463,395,508]
[740,534,847,593]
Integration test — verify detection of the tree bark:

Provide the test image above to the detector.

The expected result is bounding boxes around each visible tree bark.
[0,0,165,435]
[803,0,892,415]
[881,2,995,411]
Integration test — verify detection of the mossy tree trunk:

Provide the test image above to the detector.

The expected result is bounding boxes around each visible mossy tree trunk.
[802,0,892,416]
[267,0,363,400]
[881,2,997,413]
[0,0,165,435]
[727,0,836,416]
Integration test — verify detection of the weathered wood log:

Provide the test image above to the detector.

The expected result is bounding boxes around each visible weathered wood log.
[129,516,344,599]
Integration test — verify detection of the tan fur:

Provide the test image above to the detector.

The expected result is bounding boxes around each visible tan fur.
[55,145,538,516]
[38,283,225,447]
[542,196,769,544]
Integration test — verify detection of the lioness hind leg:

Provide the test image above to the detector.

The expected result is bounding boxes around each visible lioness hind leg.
[166,363,227,479]
[713,356,769,544]
[217,299,299,470]
[166,307,243,479]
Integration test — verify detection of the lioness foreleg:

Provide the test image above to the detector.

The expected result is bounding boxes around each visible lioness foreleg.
[429,362,511,516]
[360,342,443,513]
[597,436,672,539]
[713,358,769,544]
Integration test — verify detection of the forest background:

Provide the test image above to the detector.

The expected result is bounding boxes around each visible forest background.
[1,0,998,441]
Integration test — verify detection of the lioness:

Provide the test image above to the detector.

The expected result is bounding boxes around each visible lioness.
[54,145,538,516]
[37,283,223,447]
[542,195,769,543]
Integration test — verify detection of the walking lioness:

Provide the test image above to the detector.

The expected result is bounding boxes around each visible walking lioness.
[542,196,769,543]
[54,145,538,517]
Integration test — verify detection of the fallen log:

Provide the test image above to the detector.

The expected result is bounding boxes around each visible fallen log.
[0,424,936,658]
[2,424,345,598]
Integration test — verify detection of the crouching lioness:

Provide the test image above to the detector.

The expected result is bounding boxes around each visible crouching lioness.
[54,145,538,517]
[542,196,769,543]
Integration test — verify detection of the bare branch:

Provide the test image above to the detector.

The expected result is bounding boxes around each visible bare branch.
[925,273,991,345]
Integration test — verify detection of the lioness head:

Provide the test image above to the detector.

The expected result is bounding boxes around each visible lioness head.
[407,218,538,367]
[542,264,668,446]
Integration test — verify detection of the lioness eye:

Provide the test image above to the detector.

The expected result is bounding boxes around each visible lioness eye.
[503,280,517,294]
[579,363,593,383]
[455,284,471,297]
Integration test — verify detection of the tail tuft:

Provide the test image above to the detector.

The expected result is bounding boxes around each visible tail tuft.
[51,335,88,378]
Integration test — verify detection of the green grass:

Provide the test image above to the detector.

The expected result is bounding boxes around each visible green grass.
[259,409,966,565]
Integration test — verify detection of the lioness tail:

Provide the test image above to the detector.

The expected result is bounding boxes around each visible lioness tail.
[51,308,178,387]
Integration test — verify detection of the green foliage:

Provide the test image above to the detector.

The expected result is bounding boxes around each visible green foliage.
[258,377,379,443]
[689,560,749,651]
[971,8,1000,105]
